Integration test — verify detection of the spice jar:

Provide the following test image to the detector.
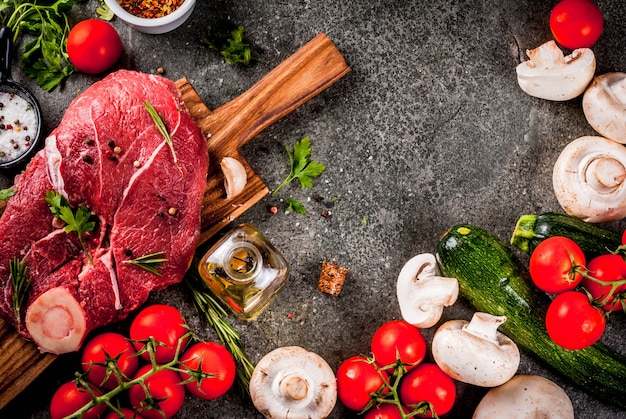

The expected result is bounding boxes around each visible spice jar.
[198,224,290,321]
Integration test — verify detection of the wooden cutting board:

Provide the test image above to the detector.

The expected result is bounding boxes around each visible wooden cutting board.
[0,33,349,410]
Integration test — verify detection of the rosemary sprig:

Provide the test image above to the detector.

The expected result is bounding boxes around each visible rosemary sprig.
[184,269,255,400]
[122,251,167,276]
[9,257,31,327]
[144,100,178,164]
[45,191,95,265]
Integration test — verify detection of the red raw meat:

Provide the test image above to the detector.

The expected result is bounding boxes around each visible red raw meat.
[0,70,209,354]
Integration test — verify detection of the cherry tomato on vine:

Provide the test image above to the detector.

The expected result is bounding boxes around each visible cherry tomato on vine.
[50,381,106,419]
[67,19,122,74]
[529,236,585,294]
[128,366,185,419]
[364,403,406,419]
[130,304,190,363]
[336,356,388,411]
[399,363,456,418]
[582,254,626,312]
[549,0,603,49]
[81,332,139,389]
[546,291,606,350]
[179,341,236,400]
[371,320,426,370]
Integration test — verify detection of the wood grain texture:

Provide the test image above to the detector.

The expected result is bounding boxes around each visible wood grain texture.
[0,32,349,410]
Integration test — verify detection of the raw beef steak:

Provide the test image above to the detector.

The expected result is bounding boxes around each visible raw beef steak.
[0,70,209,354]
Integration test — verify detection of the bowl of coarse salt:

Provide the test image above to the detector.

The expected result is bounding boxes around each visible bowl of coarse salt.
[104,0,196,35]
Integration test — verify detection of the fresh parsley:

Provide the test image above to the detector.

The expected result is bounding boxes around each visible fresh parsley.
[272,136,326,213]
[45,190,96,264]
[1,0,83,91]
[0,188,16,200]
[202,25,257,65]
[96,0,114,21]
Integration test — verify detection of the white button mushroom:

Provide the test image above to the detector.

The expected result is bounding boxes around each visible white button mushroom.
[553,135,626,223]
[396,253,459,328]
[431,312,520,387]
[516,40,595,101]
[473,375,574,419]
[249,346,337,419]
[583,72,626,144]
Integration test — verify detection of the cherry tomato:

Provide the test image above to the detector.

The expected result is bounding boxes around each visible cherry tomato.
[582,254,626,311]
[364,403,406,419]
[336,356,388,411]
[529,236,585,294]
[50,381,106,419]
[129,365,185,419]
[67,19,122,74]
[105,407,145,419]
[179,341,236,400]
[371,320,426,370]
[399,363,456,418]
[130,304,190,363]
[81,332,139,389]
[546,291,606,350]
[549,0,603,49]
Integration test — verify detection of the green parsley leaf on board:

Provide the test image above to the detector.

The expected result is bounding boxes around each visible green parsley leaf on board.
[45,190,96,264]
[96,0,115,21]
[285,198,307,215]
[0,188,16,200]
[202,25,257,65]
[1,0,82,91]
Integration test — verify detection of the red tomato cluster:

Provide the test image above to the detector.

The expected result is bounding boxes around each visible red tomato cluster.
[336,320,456,418]
[529,236,626,350]
[49,304,237,419]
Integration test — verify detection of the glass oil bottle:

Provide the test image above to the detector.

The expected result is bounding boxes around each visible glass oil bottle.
[197,224,290,321]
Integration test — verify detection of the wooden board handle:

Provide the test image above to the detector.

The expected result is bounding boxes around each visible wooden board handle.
[208,33,350,149]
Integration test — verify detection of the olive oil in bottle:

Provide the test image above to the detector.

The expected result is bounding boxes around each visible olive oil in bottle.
[198,224,290,321]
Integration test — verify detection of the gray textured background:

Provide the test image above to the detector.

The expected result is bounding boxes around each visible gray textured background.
[2,0,626,417]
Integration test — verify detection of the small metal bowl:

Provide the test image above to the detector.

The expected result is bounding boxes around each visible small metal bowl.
[103,0,196,35]
[0,27,43,171]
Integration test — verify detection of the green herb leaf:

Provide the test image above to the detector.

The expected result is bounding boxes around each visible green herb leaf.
[2,0,81,91]
[122,251,167,276]
[96,0,114,21]
[272,137,326,215]
[45,190,95,264]
[9,257,31,328]
[202,25,257,65]
[0,188,17,200]
[285,198,306,215]
[144,100,178,164]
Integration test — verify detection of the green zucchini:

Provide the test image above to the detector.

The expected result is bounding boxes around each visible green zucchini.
[437,224,626,410]
[510,212,621,258]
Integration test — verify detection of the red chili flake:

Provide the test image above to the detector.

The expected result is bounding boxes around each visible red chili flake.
[118,0,184,19]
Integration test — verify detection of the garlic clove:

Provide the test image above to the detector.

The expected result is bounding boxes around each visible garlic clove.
[220,156,247,199]
[516,40,595,101]
[583,72,626,144]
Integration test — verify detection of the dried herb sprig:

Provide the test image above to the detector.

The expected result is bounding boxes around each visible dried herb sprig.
[45,191,96,265]
[184,269,255,400]
[9,257,30,327]
[144,100,178,164]
[122,251,168,276]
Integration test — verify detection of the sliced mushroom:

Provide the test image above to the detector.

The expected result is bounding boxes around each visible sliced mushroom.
[249,346,337,419]
[431,312,520,387]
[396,253,458,328]
[473,375,574,419]
[583,72,626,144]
[516,40,595,101]
[221,156,247,199]
[553,135,626,222]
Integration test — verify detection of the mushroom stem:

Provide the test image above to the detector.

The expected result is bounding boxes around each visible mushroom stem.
[463,312,507,345]
[279,374,310,401]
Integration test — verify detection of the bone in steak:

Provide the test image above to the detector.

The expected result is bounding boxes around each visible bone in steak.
[0,70,209,354]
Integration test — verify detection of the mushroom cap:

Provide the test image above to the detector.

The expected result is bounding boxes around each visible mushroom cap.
[249,346,337,419]
[583,72,626,144]
[516,41,595,101]
[553,135,626,222]
[473,375,574,419]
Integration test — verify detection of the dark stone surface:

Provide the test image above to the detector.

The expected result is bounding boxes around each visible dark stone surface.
[2,0,626,417]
